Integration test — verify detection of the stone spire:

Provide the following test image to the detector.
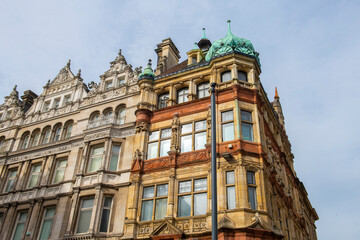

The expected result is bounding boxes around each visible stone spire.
[272,87,285,126]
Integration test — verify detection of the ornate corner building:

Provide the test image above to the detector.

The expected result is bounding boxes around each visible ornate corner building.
[0,22,318,240]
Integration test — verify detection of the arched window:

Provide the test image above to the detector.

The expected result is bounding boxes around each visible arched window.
[117,108,126,125]
[177,88,189,104]
[42,127,51,144]
[53,124,62,142]
[158,93,169,109]
[197,82,210,99]
[20,132,30,150]
[238,70,247,82]
[31,129,41,147]
[221,71,231,82]
[90,112,100,122]
[64,121,73,139]
[103,108,113,125]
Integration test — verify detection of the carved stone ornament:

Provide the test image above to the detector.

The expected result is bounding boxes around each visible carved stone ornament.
[170,113,180,151]
[135,121,149,133]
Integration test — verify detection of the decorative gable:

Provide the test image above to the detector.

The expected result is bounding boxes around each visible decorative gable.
[50,60,75,86]
[150,220,183,240]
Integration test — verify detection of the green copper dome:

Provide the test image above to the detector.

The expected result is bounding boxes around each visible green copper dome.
[138,59,156,80]
[205,21,260,67]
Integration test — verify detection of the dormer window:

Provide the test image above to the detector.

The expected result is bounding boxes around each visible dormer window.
[54,98,61,109]
[221,71,231,82]
[43,101,50,111]
[158,93,169,109]
[191,55,197,64]
[105,81,113,90]
[177,88,189,104]
[118,77,125,86]
[64,95,71,106]
[238,71,247,82]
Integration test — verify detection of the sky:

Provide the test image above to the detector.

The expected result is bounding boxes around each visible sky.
[1,0,359,239]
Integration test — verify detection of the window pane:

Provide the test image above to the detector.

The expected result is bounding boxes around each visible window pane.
[104,197,112,207]
[221,111,233,122]
[159,139,170,157]
[54,169,65,184]
[88,156,102,172]
[82,198,94,208]
[147,142,158,159]
[178,195,191,217]
[226,171,235,184]
[155,198,167,220]
[141,200,153,221]
[143,186,155,198]
[109,145,120,171]
[194,178,207,191]
[194,193,207,215]
[195,132,206,150]
[45,208,55,218]
[161,129,171,139]
[149,131,159,141]
[181,135,192,153]
[238,71,247,82]
[241,110,252,121]
[77,210,92,233]
[99,198,112,232]
[181,124,192,134]
[179,181,191,193]
[156,184,168,197]
[39,208,55,240]
[195,120,206,131]
[222,122,234,142]
[5,179,15,192]
[248,187,257,210]
[227,186,236,210]
[13,223,25,240]
[247,171,256,185]
[242,123,253,142]
[28,175,39,188]
[197,83,210,99]
[221,71,231,82]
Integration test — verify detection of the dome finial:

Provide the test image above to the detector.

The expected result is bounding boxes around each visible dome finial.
[202,28,207,39]
[275,87,279,99]
[227,20,232,34]
[193,42,199,49]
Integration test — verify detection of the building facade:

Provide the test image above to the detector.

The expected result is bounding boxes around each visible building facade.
[0,22,318,240]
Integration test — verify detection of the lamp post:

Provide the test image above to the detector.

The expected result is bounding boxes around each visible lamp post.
[210,82,218,240]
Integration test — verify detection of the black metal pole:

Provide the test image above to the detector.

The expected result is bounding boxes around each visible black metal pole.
[210,82,218,240]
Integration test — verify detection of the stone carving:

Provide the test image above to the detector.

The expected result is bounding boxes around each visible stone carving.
[193,218,207,232]
[135,121,149,133]
[170,113,180,151]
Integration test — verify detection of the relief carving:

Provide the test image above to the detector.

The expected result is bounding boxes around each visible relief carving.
[170,113,180,152]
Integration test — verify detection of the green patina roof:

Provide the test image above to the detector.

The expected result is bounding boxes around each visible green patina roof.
[138,59,156,80]
[205,21,260,67]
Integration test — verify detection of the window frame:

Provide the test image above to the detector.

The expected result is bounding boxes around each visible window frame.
[11,210,28,240]
[27,163,42,188]
[225,170,236,210]
[117,108,125,125]
[221,71,232,82]
[221,110,235,142]
[87,144,104,173]
[241,110,254,142]
[147,128,171,159]
[52,158,67,184]
[237,70,248,82]
[197,82,210,99]
[177,88,189,104]
[177,178,207,217]
[246,171,257,210]
[108,143,121,171]
[21,133,30,150]
[99,196,113,233]
[180,120,207,153]
[76,196,95,234]
[37,206,56,240]
[140,184,168,221]
[41,128,51,144]
[158,92,169,109]
[3,168,17,192]
[53,125,62,142]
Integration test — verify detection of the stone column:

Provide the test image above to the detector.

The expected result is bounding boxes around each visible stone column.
[166,171,176,219]
[15,161,28,190]
[231,63,238,81]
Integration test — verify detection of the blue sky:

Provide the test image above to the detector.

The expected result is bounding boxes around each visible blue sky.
[1,0,359,239]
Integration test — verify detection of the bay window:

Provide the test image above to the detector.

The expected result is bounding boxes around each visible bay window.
[141,184,168,221]
[221,110,234,142]
[178,178,207,217]
[147,129,171,159]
